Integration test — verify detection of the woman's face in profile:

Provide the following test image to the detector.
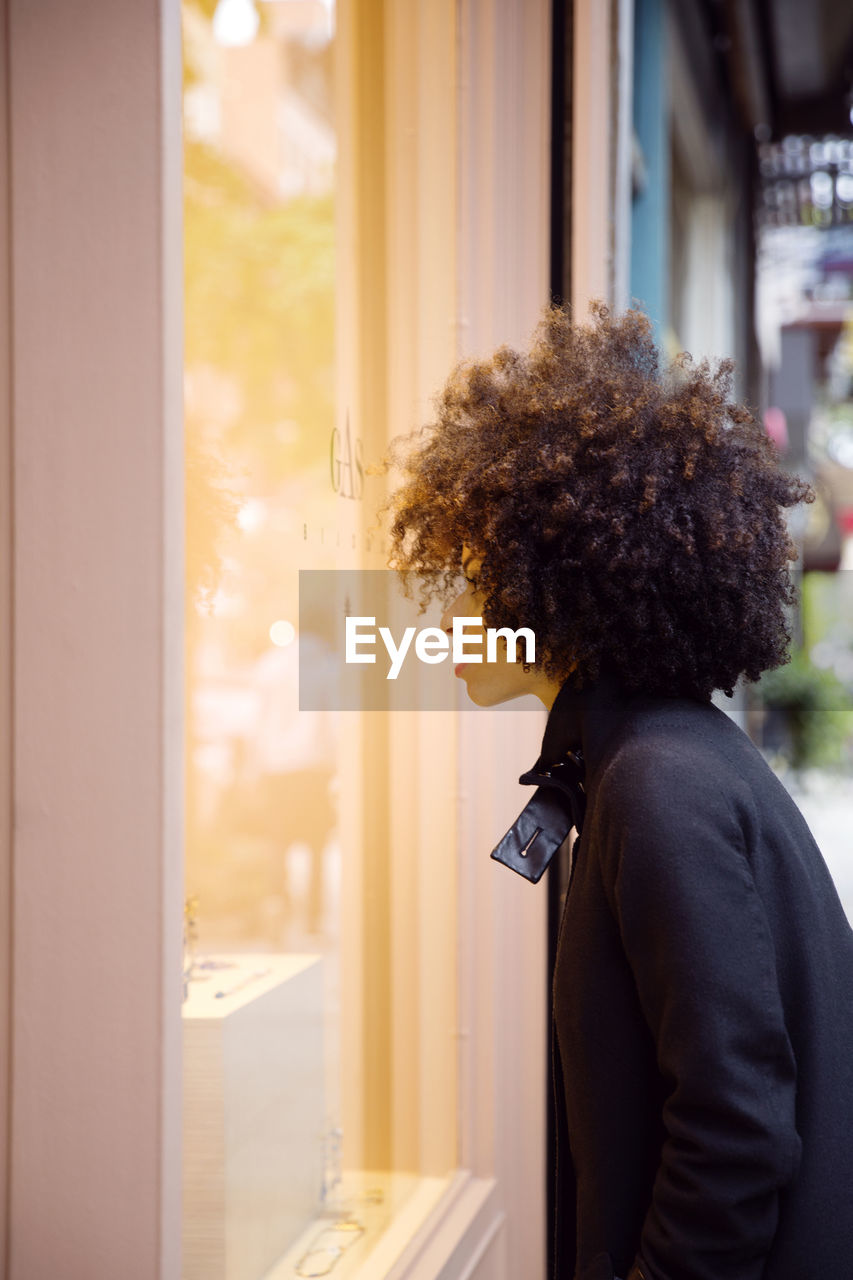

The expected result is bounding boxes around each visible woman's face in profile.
[439,545,563,708]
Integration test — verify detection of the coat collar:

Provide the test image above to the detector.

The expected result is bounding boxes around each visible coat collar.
[490,671,696,883]
[535,669,650,788]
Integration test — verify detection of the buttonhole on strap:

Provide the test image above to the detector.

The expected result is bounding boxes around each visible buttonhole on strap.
[519,827,542,857]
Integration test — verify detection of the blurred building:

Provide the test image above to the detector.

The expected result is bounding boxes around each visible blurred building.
[553,0,853,735]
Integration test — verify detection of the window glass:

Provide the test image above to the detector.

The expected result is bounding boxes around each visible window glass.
[181,4,454,1275]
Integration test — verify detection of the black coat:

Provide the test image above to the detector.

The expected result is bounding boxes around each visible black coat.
[492,673,853,1280]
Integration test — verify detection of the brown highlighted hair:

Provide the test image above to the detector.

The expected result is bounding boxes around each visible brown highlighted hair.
[381,303,814,702]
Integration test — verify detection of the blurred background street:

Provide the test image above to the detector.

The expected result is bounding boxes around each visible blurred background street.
[784,770,853,921]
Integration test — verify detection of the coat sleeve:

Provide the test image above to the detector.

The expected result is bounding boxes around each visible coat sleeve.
[596,751,802,1280]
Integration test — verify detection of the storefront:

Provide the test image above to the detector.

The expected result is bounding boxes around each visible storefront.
[0,1,588,1276]
[6,0,820,1273]
[180,2,552,1276]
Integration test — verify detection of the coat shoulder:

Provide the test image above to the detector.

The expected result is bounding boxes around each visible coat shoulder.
[588,698,832,902]
[593,699,751,826]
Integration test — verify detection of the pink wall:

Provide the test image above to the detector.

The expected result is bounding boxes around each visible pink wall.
[1,0,12,1267]
[4,1,183,1275]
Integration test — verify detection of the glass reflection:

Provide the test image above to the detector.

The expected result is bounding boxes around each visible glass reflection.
[182,4,349,1277]
[182,7,455,1273]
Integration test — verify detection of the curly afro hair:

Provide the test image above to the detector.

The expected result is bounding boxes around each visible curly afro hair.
[380,302,815,703]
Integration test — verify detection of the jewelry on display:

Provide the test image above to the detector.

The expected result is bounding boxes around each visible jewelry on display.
[213,967,272,999]
[182,894,201,1003]
[320,1124,344,1209]
[295,1220,364,1277]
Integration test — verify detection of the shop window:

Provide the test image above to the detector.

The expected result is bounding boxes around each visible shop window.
[181,3,456,1275]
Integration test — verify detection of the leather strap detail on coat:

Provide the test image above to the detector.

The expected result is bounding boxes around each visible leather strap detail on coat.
[489,787,576,883]
[490,749,587,884]
[520,752,587,835]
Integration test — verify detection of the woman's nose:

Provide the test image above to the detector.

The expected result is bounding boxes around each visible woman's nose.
[440,589,467,635]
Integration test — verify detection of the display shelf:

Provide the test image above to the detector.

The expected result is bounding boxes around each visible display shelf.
[183,952,325,1280]
[261,1171,452,1280]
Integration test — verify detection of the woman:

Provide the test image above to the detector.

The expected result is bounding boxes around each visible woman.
[382,304,853,1280]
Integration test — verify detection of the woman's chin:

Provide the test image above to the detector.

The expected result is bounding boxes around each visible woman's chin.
[462,677,530,708]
